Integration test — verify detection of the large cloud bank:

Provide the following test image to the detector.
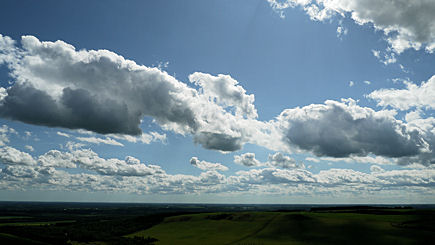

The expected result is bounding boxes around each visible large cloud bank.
[0,143,433,200]
[1,35,435,166]
[0,35,261,152]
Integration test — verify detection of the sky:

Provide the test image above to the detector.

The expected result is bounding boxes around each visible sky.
[0,0,434,204]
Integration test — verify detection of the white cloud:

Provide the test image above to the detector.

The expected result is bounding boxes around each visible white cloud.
[305,157,320,163]
[393,115,435,167]
[57,130,166,146]
[268,0,435,54]
[38,150,76,168]
[267,152,303,169]
[370,165,384,173]
[0,125,15,146]
[364,80,371,85]
[0,125,15,135]
[0,87,6,103]
[234,153,262,167]
[336,25,348,39]
[234,152,304,169]
[371,49,397,65]
[57,131,70,138]
[109,132,166,144]
[189,72,258,119]
[65,141,86,151]
[24,145,34,152]
[1,165,40,179]
[373,169,435,187]
[233,168,316,186]
[0,146,36,166]
[0,135,6,147]
[190,157,229,172]
[368,75,435,111]
[0,145,433,199]
[0,34,17,65]
[72,149,164,176]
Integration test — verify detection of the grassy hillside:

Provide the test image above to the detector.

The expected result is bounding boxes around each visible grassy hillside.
[128,210,435,245]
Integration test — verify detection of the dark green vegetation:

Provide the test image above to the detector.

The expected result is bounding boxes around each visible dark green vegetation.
[129,210,435,244]
[0,202,433,245]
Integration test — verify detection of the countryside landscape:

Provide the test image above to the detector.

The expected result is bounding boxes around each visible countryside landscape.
[1,1,435,244]
[0,202,434,244]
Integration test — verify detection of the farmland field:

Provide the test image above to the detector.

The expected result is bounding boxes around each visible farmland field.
[128,210,435,245]
[0,202,433,244]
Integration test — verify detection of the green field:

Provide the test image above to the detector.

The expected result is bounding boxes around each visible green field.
[128,211,435,245]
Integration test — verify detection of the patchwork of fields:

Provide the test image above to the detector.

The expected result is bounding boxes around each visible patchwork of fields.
[0,203,433,244]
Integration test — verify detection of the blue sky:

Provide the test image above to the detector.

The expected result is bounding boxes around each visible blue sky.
[0,0,434,203]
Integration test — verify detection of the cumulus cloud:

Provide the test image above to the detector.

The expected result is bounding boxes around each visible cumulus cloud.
[189,72,258,119]
[189,157,229,172]
[277,98,426,158]
[38,150,76,168]
[234,168,316,186]
[0,35,199,136]
[0,35,262,152]
[234,152,304,169]
[268,152,303,169]
[72,149,164,176]
[0,125,15,146]
[0,34,16,65]
[2,165,40,179]
[14,146,165,176]
[394,115,435,166]
[315,168,377,186]
[368,75,435,111]
[234,153,262,167]
[0,146,36,166]
[268,0,435,54]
